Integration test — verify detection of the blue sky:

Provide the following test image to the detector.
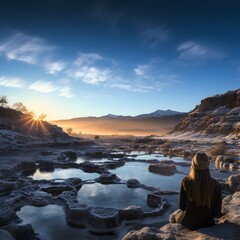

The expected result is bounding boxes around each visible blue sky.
[0,0,239,120]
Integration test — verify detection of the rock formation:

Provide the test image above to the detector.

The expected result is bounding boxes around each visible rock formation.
[0,107,78,151]
[122,192,240,240]
[172,89,240,138]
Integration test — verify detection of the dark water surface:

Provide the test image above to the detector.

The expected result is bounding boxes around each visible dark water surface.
[18,152,235,240]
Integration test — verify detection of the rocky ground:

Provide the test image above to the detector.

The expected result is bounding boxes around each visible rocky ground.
[0,135,239,240]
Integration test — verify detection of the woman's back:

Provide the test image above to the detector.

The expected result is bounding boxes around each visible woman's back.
[179,176,222,230]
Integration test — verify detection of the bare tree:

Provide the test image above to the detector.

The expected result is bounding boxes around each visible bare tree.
[38,113,46,121]
[0,96,8,107]
[12,102,28,113]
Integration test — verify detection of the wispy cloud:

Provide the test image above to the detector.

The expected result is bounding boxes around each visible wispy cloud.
[0,33,53,64]
[71,52,178,92]
[140,25,168,48]
[74,53,103,66]
[134,64,151,77]
[29,80,58,93]
[59,85,74,98]
[110,83,131,91]
[29,79,74,98]
[72,66,111,85]
[69,52,112,85]
[0,32,67,76]
[177,41,225,60]
[0,76,25,88]
[110,69,179,93]
[110,79,155,93]
[44,61,66,74]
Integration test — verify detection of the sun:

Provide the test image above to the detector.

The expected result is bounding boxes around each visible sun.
[32,112,41,121]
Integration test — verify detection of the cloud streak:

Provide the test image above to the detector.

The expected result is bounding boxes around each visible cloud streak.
[140,25,168,48]
[0,32,66,76]
[177,41,225,60]
[28,80,74,98]
[69,52,112,85]
[44,61,66,74]
[73,67,111,85]
[0,76,25,88]
[134,64,151,77]
[0,33,53,64]
[29,80,58,93]
[74,53,103,66]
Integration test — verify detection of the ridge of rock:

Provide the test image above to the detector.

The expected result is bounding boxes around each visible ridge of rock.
[172,89,240,138]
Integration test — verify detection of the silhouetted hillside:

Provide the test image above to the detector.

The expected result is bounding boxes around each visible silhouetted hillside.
[0,107,75,151]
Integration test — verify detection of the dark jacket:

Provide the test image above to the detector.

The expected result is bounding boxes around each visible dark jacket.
[179,176,222,230]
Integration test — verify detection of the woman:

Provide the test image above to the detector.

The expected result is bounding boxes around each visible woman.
[170,152,222,230]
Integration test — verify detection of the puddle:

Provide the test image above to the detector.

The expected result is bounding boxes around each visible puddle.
[17,205,117,240]
[19,152,237,240]
[110,161,185,190]
[76,157,113,164]
[77,183,154,212]
[30,168,100,180]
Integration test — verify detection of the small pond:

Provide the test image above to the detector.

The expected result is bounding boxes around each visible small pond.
[17,205,118,240]
[19,151,238,240]
[78,183,154,211]
[30,168,99,181]
[110,161,185,190]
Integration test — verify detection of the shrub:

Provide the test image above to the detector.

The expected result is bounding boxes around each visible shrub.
[209,141,226,156]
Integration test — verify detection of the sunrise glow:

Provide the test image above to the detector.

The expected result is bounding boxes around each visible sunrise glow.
[32,112,41,121]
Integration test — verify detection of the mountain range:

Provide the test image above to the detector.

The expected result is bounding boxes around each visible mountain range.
[52,109,186,136]
[65,109,185,121]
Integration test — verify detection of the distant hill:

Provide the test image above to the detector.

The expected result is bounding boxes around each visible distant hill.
[135,109,185,119]
[171,89,240,139]
[52,110,186,136]
[0,107,75,151]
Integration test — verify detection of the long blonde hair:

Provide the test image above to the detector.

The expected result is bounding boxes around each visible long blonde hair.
[185,166,214,208]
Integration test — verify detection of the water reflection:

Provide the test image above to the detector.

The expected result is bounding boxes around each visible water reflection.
[110,162,184,190]
[76,157,112,164]
[17,152,236,240]
[127,152,186,162]
[78,183,153,211]
[31,168,99,180]
[17,205,117,240]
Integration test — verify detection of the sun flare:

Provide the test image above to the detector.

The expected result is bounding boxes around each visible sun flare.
[32,112,41,121]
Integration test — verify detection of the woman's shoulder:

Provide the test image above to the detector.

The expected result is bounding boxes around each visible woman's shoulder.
[181,176,191,189]
[182,176,190,183]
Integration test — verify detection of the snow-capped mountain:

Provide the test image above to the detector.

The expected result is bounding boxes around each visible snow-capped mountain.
[135,109,185,119]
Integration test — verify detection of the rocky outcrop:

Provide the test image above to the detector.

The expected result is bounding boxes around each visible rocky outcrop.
[122,192,240,240]
[88,207,121,232]
[119,206,144,221]
[0,181,17,194]
[220,191,240,225]
[0,229,14,240]
[172,89,240,138]
[0,107,77,152]
[148,163,177,175]
[127,179,141,188]
[228,174,240,192]
[146,193,162,208]
[2,224,36,240]
[95,173,121,184]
